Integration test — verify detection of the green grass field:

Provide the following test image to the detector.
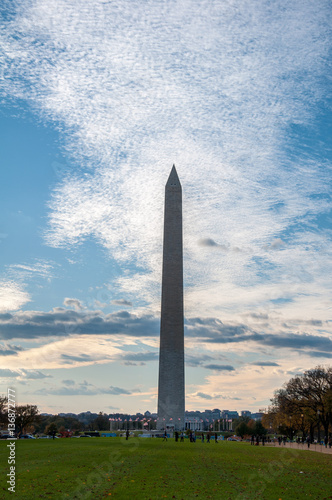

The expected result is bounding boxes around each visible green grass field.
[0,438,331,499]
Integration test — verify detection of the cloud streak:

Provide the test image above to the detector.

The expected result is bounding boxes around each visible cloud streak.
[0,308,159,340]
[35,383,133,396]
[1,308,330,361]
[0,368,51,380]
[0,343,24,356]
[204,364,235,371]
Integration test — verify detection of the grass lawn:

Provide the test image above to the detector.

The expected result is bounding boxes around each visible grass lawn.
[0,438,331,499]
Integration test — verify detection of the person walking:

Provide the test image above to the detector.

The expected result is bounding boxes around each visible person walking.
[251,435,255,446]
[306,435,310,448]
[163,430,168,441]
[180,432,184,442]
[207,433,210,443]
[215,433,218,443]
[126,429,129,440]
[201,433,204,443]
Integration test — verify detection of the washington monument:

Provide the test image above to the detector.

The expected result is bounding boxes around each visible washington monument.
[157,165,185,431]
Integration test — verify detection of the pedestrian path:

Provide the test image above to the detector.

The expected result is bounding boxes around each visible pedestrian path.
[266,441,332,455]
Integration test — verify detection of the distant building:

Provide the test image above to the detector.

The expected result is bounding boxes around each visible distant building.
[221,410,239,420]
[251,412,264,421]
[212,409,221,419]
[241,411,252,418]
[185,417,203,431]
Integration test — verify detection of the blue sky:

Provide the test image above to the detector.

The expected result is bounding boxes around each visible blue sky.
[0,0,331,416]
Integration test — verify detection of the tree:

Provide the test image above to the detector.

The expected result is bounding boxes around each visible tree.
[0,396,8,428]
[252,421,267,437]
[266,366,332,439]
[235,422,251,438]
[285,366,331,437]
[15,405,39,435]
[34,414,84,434]
[232,415,250,431]
[91,412,109,431]
[45,422,58,436]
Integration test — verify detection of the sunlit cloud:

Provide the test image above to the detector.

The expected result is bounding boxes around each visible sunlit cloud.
[0,280,30,312]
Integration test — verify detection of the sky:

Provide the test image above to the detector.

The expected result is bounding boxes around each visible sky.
[0,0,331,416]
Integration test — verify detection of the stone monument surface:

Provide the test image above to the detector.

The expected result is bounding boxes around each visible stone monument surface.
[157,165,185,431]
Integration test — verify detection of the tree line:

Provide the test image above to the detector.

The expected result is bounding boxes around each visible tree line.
[0,401,109,436]
[232,417,267,438]
[262,365,332,440]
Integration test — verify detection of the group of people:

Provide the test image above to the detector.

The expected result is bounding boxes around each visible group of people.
[305,435,332,448]
[276,435,332,448]
[250,435,266,446]
[126,429,332,448]
[187,431,219,443]
[164,431,220,443]
[277,436,287,446]
[188,431,210,442]
[324,436,332,448]
[172,431,184,442]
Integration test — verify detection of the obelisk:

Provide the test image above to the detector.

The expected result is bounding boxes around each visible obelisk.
[157,165,185,431]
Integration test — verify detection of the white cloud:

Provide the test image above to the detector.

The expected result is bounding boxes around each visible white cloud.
[7,260,55,281]
[63,298,84,311]
[0,260,56,313]
[0,280,30,312]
